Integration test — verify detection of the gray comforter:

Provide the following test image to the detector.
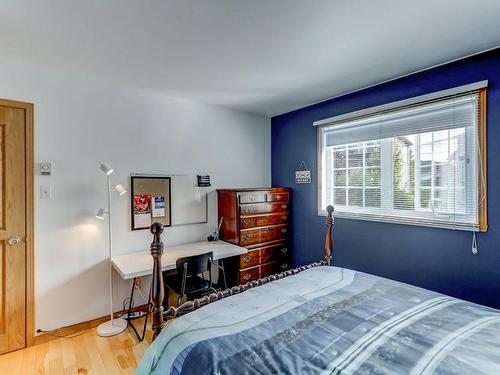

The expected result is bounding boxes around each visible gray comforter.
[137,266,500,374]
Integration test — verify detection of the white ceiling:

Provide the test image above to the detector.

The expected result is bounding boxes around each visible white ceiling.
[2,1,500,117]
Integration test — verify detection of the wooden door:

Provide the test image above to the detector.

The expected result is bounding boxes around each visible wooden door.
[0,103,27,353]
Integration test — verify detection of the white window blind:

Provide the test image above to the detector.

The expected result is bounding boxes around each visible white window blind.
[317,86,487,231]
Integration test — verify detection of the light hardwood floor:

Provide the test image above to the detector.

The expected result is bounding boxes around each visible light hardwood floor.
[0,317,151,375]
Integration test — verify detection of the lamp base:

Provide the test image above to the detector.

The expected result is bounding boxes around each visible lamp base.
[97,317,127,337]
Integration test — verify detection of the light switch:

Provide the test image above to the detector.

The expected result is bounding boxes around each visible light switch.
[40,185,52,200]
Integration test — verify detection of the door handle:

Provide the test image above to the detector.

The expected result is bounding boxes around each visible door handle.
[8,236,21,246]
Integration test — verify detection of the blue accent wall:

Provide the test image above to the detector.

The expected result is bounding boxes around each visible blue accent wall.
[271,48,500,309]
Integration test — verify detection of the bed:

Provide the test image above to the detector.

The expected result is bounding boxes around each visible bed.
[137,206,500,374]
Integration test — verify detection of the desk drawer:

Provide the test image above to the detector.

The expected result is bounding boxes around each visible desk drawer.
[240,225,288,246]
[240,213,288,229]
[239,193,267,204]
[240,250,260,269]
[240,203,289,215]
[239,266,259,284]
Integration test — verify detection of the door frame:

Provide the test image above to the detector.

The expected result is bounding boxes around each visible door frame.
[0,98,35,347]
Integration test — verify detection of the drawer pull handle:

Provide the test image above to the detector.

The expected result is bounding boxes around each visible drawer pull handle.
[275,194,281,200]
[281,247,288,254]
[281,263,288,270]
[243,255,251,263]
[242,220,250,226]
[281,204,287,209]
[242,274,252,281]
[281,215,288,221]
[281,228,287,234]
[250,195,256,201]
[242,235,251,241]
[243,207,250,213]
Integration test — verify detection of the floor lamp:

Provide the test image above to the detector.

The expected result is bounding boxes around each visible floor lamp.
[95,161,128,337]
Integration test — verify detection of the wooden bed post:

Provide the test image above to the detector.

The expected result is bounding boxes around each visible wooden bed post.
[324,205,334,265]
[150,222,165,340]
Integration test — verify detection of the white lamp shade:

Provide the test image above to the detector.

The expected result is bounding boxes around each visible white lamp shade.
[115,184,127,196]
[96,208,106,220]
[99,162,114,175]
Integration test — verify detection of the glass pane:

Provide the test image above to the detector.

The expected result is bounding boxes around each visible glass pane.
[334,170,346,187]
[348,148,363,168]
[334,188,346,206]
[420,188,431,209]
[393,137,415,211]
[420,165,431,187]
[365,145,381,167]
[433,188,451,211]
[348,169,363,187]
[365,168,380,187]
[333,150,346,169]
[348,188,363,207]
[420,132,433,161]
[365,188,381,207]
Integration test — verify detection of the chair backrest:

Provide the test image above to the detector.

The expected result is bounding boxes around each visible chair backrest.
[175,251,213,278]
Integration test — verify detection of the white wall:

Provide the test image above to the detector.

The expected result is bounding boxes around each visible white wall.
[0,60,271,331]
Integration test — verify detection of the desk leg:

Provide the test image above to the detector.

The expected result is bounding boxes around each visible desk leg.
[126,277,151,342]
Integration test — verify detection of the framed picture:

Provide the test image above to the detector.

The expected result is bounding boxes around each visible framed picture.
[131,176,172,230]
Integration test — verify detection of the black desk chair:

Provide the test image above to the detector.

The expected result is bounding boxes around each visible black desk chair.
[164,251,219,307]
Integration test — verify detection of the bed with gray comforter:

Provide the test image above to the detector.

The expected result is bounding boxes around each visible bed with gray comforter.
[137,266,500,375]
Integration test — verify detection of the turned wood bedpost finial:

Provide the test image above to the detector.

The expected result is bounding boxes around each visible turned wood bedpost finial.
[324,205,334,266]
[150,222,165,340]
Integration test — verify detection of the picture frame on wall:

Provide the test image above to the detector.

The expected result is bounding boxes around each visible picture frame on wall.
[131,175,172,230]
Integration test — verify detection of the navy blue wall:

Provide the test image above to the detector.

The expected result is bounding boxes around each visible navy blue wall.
[271,48,500,309]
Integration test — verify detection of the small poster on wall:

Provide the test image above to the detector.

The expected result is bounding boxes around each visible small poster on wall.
[152,196,166,218]
[295,161,311,184]
[133,194,152,228]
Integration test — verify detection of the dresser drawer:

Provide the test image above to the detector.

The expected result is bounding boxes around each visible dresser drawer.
[240,213,289,229]
[261,260,289,278]
[239,192,267,204]
[240,203,289,215]
[240,225,288,246]
[260,243,289,264]
[239,250,259,269]
[239,229,261,246]
[266,192,289,202]
[239,266,260,284]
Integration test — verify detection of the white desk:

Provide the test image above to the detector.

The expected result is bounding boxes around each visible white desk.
[111,240,247,280]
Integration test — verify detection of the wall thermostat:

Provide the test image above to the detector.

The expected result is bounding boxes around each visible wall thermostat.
[40,162,51,176]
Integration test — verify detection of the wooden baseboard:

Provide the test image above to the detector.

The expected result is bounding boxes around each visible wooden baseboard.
[34,304,149,345]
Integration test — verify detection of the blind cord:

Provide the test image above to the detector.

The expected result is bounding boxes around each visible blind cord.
[472,231,478,255]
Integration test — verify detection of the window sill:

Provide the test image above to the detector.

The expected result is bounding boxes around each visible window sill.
[317,209,485,232]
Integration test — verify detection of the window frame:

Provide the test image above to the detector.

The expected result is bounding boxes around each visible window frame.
[316,86,488,232]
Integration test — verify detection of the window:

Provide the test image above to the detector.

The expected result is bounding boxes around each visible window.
[317,83,487,231]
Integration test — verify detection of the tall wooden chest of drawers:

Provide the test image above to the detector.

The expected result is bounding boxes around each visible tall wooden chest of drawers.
[217,188,290,285]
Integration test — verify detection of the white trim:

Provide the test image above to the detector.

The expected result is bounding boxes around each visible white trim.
[313,81,488,127]
[317,209,479,232]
